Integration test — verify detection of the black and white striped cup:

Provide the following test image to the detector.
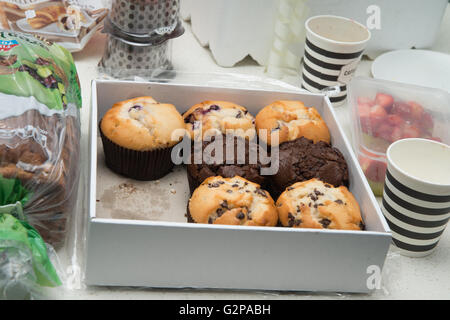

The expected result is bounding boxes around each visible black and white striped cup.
[301,15,371,106]
[381,138,450,257]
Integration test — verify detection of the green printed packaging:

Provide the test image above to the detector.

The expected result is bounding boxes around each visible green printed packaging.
[0,30,81,248]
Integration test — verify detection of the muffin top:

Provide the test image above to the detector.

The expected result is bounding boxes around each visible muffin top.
[276,178,364,231]
[271,137,349,198]
[188,176,278,227]
[255,100,330,146]
[100,96,185,151]
[186,134,268,193]
[183,100,256,140]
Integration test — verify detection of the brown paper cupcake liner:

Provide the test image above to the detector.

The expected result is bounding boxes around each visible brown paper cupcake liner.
[99,122,175,181]
[186,166,201,195]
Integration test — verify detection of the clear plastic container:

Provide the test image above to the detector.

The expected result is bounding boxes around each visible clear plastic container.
[348,76,450,196]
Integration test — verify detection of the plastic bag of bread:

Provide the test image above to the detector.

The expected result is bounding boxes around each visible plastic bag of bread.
[0,0,108,52]
[0,29,81,249]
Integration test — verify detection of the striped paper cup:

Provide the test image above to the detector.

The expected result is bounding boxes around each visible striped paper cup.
[381,138,450,257]
[301,15,371,106]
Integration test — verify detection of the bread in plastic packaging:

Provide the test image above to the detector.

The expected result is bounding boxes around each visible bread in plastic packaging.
[0,29,81,248]
[0,0,108,52]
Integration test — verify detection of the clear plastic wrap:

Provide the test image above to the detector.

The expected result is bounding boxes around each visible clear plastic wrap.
[0,29,82,298]
[85,70,399,299]
[0,0,109,52]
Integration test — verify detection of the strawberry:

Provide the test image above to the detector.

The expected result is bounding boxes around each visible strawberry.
[359,155,387,183]
[402,124,421,138]
[391,101,412,119]
[369,104,388,128]
[417,112,434,133]
[358,96,375,107]
[406,101,425,121]
[374,123,394,141]
[375,93,394,110]
[358,103,372,133]
[387,114,405,127]
[390,127,403,142]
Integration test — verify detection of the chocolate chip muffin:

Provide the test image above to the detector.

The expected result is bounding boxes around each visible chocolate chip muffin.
[183,100,256,140]
[277,179,364,231]
[270,137,349,198]
[188,176,278,227]
[255,100,330,146]
[100,96,185,180]
[186,134,269,194]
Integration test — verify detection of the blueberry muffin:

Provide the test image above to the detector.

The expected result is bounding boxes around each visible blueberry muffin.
[183,100,256,140]
[186,134,269,194]
[188,176,278,227]
[276,179,364,230]
[100,96,185,180]
[255,100,330,146]
[271,137,349,198]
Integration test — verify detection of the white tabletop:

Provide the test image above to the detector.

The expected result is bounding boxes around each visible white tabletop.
[56,5,450,300]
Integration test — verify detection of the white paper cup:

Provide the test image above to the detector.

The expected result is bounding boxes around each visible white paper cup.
[381,138,450,257]
[301,15,371,106]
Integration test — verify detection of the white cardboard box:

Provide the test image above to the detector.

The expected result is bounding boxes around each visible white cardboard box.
[85,80,391,293]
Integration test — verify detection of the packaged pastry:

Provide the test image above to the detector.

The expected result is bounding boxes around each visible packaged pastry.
[276,178,364,231]
[187,176,278,227]
[99,96,185,181]
[0,0,108,52]
[0,30,81,247]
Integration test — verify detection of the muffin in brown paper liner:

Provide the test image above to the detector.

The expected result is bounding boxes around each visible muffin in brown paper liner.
[99,122,176,181]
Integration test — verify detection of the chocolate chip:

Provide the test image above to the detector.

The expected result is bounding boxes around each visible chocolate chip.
[288,219,294,227]
[208,182,220,188]
[314,189,323,196]
[255,188,267,197]
[288,212,295,220]
[209,104,220,111]
[226,190,233,193]
[324,184,332,188]
[296,205,301,213]
[320,218,331,228]
[309,194,318,201]
[216,208,224,216]
[208,217,213,224]
[287,187,294,191]
[359,221,366,230]
[218,181,225,184]
[237,212,245,220]
[220,200,228,209]
[236,111,242,118]
[294,219,302,226]
[335,199,343,204]
[232,184,239,188]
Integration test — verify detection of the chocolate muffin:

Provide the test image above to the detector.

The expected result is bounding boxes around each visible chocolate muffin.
[186,134,269,194]
[270,137,349,198]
